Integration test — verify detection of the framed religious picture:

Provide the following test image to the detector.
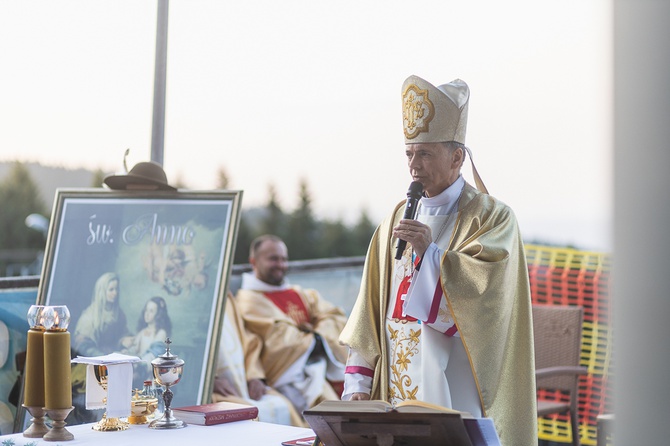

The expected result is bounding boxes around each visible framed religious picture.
[34,188,242,426]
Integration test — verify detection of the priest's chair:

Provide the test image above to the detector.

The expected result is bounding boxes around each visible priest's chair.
[533,304,588,446]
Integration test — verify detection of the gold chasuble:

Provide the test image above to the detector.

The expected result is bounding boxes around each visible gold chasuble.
[340,183,537,446]
[236,286,348,388]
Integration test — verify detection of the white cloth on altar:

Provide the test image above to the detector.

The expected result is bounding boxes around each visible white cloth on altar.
[72,353,141,419]
[1,419,314,445]
[84,362,133,418]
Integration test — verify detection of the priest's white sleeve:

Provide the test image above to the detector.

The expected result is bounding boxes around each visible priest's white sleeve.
[342,349,373,400]
[403,243,460,337]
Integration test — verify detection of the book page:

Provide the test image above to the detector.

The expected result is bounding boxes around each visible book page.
[306,400,393,413]
[307,399,471,417]
[394,399,462,414]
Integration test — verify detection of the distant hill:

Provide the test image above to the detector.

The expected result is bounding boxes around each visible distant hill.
[0,161,101,213]
[0,160,265,221]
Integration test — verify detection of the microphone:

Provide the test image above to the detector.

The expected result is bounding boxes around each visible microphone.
[395,180,424,260]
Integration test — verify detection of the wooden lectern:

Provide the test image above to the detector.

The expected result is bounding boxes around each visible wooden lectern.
[303,400,482,446]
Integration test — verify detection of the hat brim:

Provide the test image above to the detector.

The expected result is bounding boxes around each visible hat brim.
[103,173,177,191]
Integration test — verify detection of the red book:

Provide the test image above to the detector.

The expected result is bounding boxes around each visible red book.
[171,401,259,426]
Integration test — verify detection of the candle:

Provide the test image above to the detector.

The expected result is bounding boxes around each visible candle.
[44,331,72,409]
[23,305,46,408]
[43,306,73,410]
[24,329,46,407]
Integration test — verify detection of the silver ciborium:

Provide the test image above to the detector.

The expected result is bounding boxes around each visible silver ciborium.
[149,338,186,429]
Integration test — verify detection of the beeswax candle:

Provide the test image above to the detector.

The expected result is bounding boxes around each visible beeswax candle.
[23,328,45,407]
[43,330,72,409]
[43,306,73,410]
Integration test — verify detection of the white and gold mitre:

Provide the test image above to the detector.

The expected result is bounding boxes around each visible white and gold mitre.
[401,75,469,144]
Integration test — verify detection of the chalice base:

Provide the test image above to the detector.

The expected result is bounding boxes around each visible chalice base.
[43,406,74,442]
[92,414,129,432]
[22,405,50,438]
[148,410,187,429]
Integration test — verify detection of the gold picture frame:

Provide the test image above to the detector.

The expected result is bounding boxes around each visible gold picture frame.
[33,187,242,426]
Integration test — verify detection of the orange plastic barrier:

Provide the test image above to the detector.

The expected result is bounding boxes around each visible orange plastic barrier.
[526,244,613,446]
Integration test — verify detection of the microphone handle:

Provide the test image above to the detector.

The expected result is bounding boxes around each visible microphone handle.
[394,197,420,260]
[395,240,408,260]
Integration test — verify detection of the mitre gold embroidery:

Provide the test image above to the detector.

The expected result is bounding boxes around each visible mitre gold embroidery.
[402,84,435,140]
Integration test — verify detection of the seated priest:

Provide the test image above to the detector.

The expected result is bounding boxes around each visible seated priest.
[212,293,305,426]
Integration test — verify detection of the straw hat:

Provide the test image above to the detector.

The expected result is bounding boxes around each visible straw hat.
[103,161,176,191]
[402,75,469,144]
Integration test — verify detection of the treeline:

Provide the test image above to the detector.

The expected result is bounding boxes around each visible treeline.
[213,168,375,263]
[0,162,376,275]
[231,180,376,264]
[0,162,49,274]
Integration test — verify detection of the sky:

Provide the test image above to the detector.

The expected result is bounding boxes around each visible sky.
[0,0,613,251]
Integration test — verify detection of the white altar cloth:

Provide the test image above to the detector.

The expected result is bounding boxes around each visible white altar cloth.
[1,419,314,445]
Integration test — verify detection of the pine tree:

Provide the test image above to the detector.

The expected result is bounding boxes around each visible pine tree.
[216,167,230,189]
[259,183,287,238]
[352,209,376,255]
[233,217,253,264]
[318,219,351,257]
[286,179,319,260]
[90,168,107,188]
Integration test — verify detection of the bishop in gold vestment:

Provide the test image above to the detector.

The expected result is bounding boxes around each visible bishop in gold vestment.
[339,75,537,446]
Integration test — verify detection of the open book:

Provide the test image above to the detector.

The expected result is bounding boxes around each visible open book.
[307,399,466,415]
[303,400,498,446]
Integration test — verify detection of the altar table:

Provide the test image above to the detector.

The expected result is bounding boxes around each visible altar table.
[0,420,314,445]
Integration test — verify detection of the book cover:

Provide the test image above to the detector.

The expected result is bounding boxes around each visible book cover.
[172,401,259,426]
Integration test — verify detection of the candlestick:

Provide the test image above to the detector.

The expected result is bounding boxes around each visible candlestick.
[23,305,48,438]
[21,405,49,438]
[42,407,74,442]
